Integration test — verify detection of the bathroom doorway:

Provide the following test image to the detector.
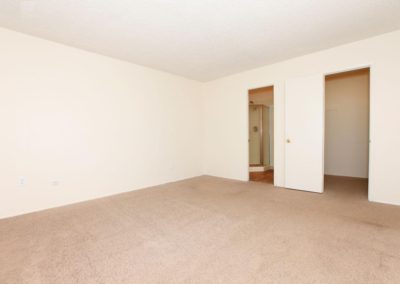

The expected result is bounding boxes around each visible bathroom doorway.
[248,86,274,184]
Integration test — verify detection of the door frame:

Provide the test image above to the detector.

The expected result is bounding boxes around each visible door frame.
[249,104,266,166]
[322,64,372,198]
[247,85,275,182]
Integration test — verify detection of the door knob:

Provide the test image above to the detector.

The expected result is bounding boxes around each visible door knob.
[286,139,291,143]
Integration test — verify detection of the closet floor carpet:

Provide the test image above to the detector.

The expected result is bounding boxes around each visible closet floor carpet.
[1,175,400,283]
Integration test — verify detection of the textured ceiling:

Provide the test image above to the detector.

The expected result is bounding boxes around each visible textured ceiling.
[1,0,400,81]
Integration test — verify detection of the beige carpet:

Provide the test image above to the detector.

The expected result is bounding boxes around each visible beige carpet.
[1,175,400,283]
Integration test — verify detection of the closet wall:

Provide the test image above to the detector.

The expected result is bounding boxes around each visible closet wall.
[325,69,370,178]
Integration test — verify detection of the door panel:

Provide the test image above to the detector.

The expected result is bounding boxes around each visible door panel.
[249,105,261,165]
[285,75,324,193]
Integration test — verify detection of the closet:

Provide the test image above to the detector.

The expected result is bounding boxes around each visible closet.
[284,67,370,194]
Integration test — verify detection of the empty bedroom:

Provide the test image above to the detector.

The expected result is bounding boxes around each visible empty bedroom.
[1,1,400,283]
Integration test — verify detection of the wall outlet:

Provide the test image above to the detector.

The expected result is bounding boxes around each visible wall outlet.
[18,176,26,185]
[51,180,60,187]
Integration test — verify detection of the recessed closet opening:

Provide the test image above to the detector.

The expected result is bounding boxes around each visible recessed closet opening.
[248,86,274,184]
[324,68,370,198]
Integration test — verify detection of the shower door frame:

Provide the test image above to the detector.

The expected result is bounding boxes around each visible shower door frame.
[249,104,266,166]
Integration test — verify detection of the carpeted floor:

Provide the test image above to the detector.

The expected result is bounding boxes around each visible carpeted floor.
[1,175,400,283]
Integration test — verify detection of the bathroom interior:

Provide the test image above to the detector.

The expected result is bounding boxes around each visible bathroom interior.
[248,86,274,184]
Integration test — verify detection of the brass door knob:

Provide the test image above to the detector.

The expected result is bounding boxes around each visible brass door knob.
[286,139,291,143]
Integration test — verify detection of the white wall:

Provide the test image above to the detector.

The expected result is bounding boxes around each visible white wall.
[0,28,202,218]
[2,27,400,218]
[325,70,369,178]
[203,29,400,206]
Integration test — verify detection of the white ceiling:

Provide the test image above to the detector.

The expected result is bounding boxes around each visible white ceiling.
[1,1,400,81]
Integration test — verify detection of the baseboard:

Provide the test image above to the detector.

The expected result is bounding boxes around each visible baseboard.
[324,174,368,180]
[0,174,203,220]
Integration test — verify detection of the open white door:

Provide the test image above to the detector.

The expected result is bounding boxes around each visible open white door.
[285,75,324,193]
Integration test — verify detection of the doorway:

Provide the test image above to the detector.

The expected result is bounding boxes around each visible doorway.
[248,86,274,184]
[324,68,370,198]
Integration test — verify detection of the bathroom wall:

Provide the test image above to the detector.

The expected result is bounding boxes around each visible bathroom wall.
[248,87,274,167]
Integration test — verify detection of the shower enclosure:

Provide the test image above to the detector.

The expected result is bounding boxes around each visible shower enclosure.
[249,104,273,168]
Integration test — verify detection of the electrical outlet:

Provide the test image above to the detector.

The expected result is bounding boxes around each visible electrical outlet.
[51,180,60,187]
[18,176,26,185]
